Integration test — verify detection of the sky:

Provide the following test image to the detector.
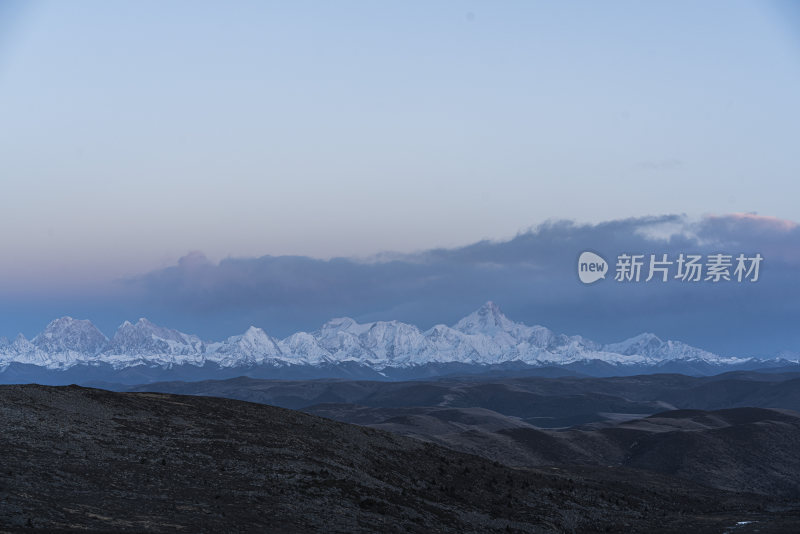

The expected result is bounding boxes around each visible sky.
[0,1,799,354]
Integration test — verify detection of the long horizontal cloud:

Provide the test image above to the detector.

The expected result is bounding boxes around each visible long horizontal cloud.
[119,213,800,357]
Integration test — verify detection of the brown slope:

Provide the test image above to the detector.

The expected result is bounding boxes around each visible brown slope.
[0,385,795,533]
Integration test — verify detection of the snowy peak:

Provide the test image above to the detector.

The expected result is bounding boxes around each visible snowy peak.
[32,317,108,354]
[106,318,204,356]
[0,304,761,374]
[359,321,428,362]
[602,333,724,363]
[320,317,371,337]
[454,301,516,335]
[213,326,282,363]
[243,325,269,341]
[11,333,34,353]
[603,333,663,356]
[278,332,330,365]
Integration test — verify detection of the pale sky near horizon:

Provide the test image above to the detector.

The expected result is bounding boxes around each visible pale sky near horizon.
[1,0,799,291]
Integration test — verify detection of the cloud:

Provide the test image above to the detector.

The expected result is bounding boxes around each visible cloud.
[118,213,800,356]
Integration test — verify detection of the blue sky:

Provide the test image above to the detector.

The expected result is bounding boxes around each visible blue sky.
[0,1,798,352]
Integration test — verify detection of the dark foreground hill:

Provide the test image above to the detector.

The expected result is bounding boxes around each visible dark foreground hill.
[1,386,798,532]
[305,404,800,495]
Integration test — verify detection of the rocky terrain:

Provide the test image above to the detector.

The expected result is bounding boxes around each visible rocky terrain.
[310,405,800,498]
[2,385,798,532]
[125,373,800,499]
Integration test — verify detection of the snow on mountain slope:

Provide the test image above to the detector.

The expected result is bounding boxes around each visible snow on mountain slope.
[2,333,67,368]
[603,333,733,363]
[101,318,208,368]
[206,327,284,367]
[33,317,108,354]
[361,321,430,362]
[106,318,204,356]
[0,302,762,373]
[454,301,519,337]
[278,332,332,366]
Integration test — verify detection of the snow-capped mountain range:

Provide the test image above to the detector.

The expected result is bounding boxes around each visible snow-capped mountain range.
[0,302,794,383]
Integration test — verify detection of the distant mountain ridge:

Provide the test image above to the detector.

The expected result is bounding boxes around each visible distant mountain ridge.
[0,302,796,382]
